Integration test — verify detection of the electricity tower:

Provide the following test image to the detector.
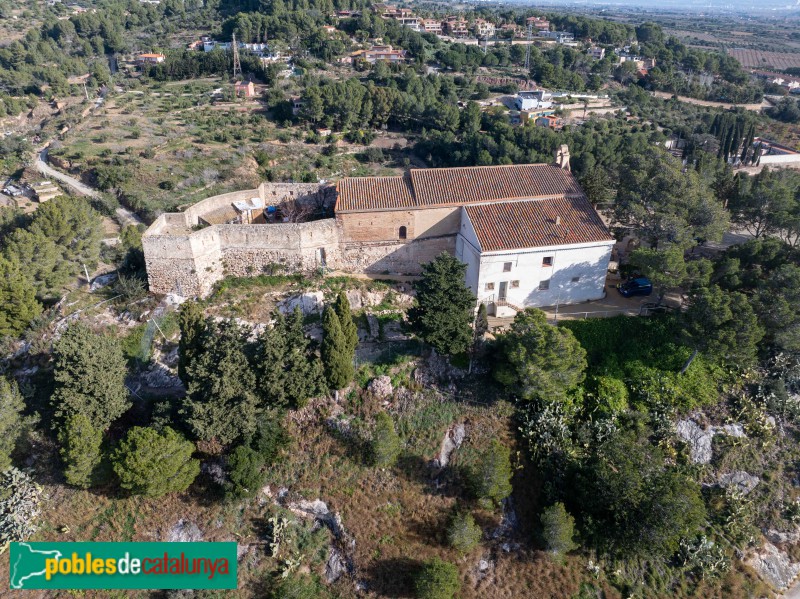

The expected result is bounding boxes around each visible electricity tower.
[524,22,532,71]
[232,32,241,80]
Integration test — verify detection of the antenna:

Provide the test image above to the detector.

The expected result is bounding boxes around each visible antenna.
[524,22,532,71]
[232,32,241,81]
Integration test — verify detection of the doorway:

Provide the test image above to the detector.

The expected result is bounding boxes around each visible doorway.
[498,281,508,302]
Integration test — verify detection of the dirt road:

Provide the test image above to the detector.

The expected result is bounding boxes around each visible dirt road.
[652,91,768,112]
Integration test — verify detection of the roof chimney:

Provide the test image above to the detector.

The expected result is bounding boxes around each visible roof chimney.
[555,215,561,226]
[555,144,571,171]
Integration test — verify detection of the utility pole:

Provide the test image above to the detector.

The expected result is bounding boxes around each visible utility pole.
[83,264,91,287]
[82,82,89,101]
[232,32,241,81]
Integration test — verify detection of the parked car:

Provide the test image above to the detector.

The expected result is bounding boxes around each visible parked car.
[617,277,653,298]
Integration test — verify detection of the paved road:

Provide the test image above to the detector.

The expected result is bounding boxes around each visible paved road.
[34,148,99,198]
[34,147,144,227]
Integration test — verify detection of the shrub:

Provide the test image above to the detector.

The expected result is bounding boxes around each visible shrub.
[113,426,199,497]
[0,377,26,471]
[445,510,482,553]
[588,375,629,415]
[540,502,577,555]
[414,558,460,599]
[370,412,401,468]
[466,440,513,507]
[0,467,44,545]
[227,445,264,498]
[58,414,103,488]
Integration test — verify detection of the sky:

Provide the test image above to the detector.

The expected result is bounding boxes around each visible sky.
[508,0,800,16]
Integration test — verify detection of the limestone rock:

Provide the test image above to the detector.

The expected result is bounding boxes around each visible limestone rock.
[676,419,714,464]
[767,529,800,545]
[325,547,348,583]
[278,291,325,316]
[433,423,465,469]
[367,376,393,399]
[168,519,203,543]
[345,289,362,310]
[719,471,760,495]
[749,542,800,590]
[366,314,380,339]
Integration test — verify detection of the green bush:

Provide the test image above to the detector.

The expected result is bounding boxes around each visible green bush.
[466,440,513,507]
[414,558,460,599]
[445,510,482,553]
[370,412,401,468]
[540,502,577,555]
[227,445,264,498]
[587,375,629,415]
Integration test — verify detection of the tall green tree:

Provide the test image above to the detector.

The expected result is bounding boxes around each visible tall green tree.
[321,306,354,390]
[684,285,763,366]
[333,291,358,356]
[466,440,513,507]
[58,413,103,488]
[409,253,475,356]
[0,255,41,337]
[540,502,577,555]
[177,300,206,385]
[113,426,199,497]
[369,412,401,468]
[0,377,26,471]
[51,322,129,430]
[494,309,587,405]
[283,308,327,406]
[182,319,259,444]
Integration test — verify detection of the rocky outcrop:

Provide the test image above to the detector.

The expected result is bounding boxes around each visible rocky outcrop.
[432,423,466,469]
[748,542,800,591]
[676,417,748,464]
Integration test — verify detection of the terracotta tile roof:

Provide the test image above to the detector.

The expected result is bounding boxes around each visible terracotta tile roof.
[335,164,583,212]
[336,175,415,211]
[464,197,612,252]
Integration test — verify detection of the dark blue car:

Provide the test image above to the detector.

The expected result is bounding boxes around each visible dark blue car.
[617,277,653,298]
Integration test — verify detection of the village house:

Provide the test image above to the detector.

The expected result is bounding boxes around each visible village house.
[535,114,564,130]
[588,46,605,60]
[443,18,470,38]
[143,146,614,312]
[473,19,496,39]
[422,19,443,35]
[136,53,166,65]
[290,95,304,115]
[234,81,255,98]
[526,16,550,31]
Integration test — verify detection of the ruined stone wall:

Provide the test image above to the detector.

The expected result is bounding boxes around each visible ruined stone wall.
[143,218,341,297]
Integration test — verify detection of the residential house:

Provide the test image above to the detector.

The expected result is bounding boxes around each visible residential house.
[473,18,495,39]
[541,31,574,44]
[515,91,554,111]
[535,115,564,130]
[588,46,605,60]
[290,95,304,115]
[443,18,469,38]
[526,16,550,31]
[31,180,61,203]
[234,81,255,98]
[342,45,407,65]
[422,19,443,35]
[322,25,337,34]
[136,53,166,65]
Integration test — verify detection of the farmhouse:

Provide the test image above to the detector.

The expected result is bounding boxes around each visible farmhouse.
[142,147,614,312]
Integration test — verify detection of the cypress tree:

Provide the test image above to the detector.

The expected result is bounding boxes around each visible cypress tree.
[370,412,401,467]
[256,311,289,407]
[322,306,353,390]
[334,291,358,355]
[177,300,206,385]
[59,413,103,488]
[283,307,326,407]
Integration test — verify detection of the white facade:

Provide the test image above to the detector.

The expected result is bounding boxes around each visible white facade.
[456,207,613,312]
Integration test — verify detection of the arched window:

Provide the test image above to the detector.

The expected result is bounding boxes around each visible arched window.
[399,226,407,240]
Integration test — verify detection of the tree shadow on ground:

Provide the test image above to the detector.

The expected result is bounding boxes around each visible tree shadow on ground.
[365,556,422,598]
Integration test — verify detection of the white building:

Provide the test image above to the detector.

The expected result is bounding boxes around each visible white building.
[456,148,614,315]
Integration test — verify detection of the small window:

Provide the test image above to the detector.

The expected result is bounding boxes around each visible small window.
[503,262,512,272]
[399,226,407,240]
[510,280,520,288]
[485,282,495,291]
[542,256,553,267]
[571,276,581,283]
[539,279,550,291]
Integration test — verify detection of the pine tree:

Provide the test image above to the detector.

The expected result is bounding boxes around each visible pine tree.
[58,413,103,488]
[334,291,358,355]
[177,300,206,385]
[446,509,482,553]
[0,256,41,338]
[414,558,460,599]
[113,426,199,497]
[370,412,401,467]
[0,377,26,471]
[409,253,475,356]
[540,502,577,555]
[182,319,259,444]
[321,306,354,390]
[466,440,513,507]
[51,322,130,430]
[256,311,289,407]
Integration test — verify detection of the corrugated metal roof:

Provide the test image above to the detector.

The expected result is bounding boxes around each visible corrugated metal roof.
[335,164,583,212]
[464,197,612,252]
